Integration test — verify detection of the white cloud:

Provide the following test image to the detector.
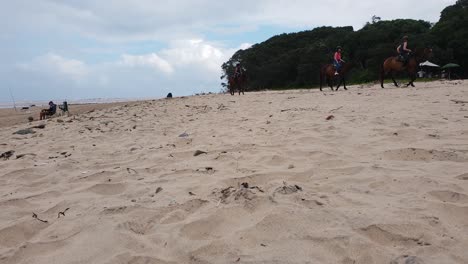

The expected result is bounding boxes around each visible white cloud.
[10,39,246,99]
[18,53,88,81]
[161,39,239,73]
[117,39,250,76]
[119,53,174,74]
[0,0,456,41]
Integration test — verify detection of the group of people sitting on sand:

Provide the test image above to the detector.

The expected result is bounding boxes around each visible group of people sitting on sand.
[39,101,69,120]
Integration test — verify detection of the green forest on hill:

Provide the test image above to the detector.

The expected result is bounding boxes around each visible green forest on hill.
[221,0,468,90]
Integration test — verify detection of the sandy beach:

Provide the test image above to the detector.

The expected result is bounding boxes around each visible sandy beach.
[0,102,131,129]
[1,80,468,264]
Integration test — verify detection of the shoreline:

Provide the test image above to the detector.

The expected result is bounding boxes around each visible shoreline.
[0,101,134,129]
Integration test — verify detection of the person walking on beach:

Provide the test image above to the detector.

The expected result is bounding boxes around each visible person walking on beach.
[397,36,412,65]
[334,46,345,75]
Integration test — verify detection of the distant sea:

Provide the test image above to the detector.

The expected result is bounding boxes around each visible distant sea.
[0,97,157,109]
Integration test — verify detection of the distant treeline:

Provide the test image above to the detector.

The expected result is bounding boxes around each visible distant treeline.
[221,0,468,90]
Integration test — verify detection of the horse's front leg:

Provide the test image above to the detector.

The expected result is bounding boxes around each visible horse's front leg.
[391,72,399,87]
[342,77,347,90]
[328,78,334,91]
[406,73,416,87]
[336,78,342,91]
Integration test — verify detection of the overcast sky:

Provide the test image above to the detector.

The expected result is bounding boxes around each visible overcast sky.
[0,0,456,103]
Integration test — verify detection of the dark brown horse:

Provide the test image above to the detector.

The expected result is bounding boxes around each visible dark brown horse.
[320,62,353,91]
[228,74,246,95]
[380,47,432,88]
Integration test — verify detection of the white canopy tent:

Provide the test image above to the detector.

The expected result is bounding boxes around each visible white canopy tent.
[419,61,440,67]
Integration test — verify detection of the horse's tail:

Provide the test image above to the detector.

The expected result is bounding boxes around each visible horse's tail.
[228,77,234,95]
[379,61,385,88]
[319,66,323,91]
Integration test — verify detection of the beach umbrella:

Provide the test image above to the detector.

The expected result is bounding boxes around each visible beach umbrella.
[441,63,460,69]
[419,61,440,67]
[441,63,460,80]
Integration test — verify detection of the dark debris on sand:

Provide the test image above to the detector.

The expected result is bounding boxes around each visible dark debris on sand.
[31,124,46,129]
[274,182,302,195]
[1,150,15,160]
[194,150,207,156]
[13,128,36,135]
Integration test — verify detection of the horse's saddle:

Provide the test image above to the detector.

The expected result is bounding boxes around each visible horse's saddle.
[395,55,409,66]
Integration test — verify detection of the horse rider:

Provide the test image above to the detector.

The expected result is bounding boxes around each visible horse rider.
[334,46,345,75]
[234,63,243,79]
[397,36,412,65]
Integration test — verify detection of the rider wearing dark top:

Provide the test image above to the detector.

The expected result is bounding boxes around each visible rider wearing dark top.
[234,64,243,78]
[40,101,57,120]
[397,36,412,65]
[48,101,57,115]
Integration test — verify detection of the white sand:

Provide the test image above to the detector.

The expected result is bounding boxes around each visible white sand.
[1,80,468,264]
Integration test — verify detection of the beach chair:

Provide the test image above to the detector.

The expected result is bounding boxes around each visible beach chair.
[58,101,70,117]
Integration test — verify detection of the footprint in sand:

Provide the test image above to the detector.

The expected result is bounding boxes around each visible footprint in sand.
[87,183,126,195]
[118,221,155,235]
[456,173,468,180]
[0,221,48,247]
[0,198,34,208]
[180,207,248,240]
[160,199,208,224]
[101,206,129,215]
[358,224,428,247]
[2,168,48,182]
[429,190,468,204]
[256,154,287,166]
[390,255,425,264]
[117,199,209,235]
[105,254,176,264]
[2,240,67,264]
[383,148,467,162]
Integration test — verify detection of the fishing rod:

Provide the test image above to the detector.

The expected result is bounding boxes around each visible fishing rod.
[8,87,17,111]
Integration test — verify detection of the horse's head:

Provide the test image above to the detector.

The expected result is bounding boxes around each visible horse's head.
[414,47,433,61]
[341,61,354,73]
[424,47,433,59]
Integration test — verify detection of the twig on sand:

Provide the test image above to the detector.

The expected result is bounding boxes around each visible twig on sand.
[194,150,207,156]
[58,208,70,218]
[126,168,138,174]
[330,106,343,112]
[32,213,48,223]
[31,124,46,129]
[251,186,265,193]
[451,99,468,104]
